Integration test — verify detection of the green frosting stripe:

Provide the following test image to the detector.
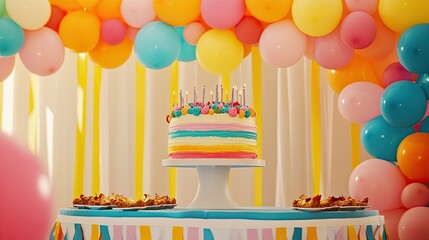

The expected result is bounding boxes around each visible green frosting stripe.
[169,130,257,139]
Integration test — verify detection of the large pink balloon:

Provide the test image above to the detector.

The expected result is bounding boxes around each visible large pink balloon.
[259,20,307,68]
[201,0,244,29]
[398,207,429,240]
[349,159,407,211]
[401,183,429,209]
[0,133,53,239]
[383,62,413,87]
[0,55,15,82]
[380,208,407,240]
[19,27,65,76]
[340,11,376,49]
[314,28,354,69]
[120,0,156,28]
[338,81,384,124]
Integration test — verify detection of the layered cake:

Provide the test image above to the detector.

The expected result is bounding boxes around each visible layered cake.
[166,101,257,159]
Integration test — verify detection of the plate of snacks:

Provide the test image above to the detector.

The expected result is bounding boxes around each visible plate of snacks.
[292,194,369,211]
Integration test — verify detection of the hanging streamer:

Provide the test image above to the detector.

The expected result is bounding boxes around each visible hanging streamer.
[169,61,179,198]
[251,47,263,206]
[350,123,361,169]
[28,74,39,153]
[74,53,88,198]
[135,61,146,199]
[221,75,230,102]
[92,65,102,195]
[310,61,321,195]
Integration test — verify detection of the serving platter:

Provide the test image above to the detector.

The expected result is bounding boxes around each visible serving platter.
[292,206,371,212]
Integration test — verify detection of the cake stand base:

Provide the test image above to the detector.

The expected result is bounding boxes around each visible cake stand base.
[162,159,265,209]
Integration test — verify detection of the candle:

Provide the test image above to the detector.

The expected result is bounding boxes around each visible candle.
[239,91,242,105]
[180,90,183,107]
[186,91,188,105]
[221,85,223,102]
[216,85,219,103]
[243,84,246,106]
[193,86,196,104]
[231,87,234,104]
[202,85,206,104]
[173,91,176,106]
[210,91,213,102]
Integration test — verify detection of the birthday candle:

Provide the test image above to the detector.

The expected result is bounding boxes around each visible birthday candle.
[173,91,176,106]
[193,86,196,104]
[186,91,188,105]
[243,84,246,106]
[231,87,234,104]
[239,91,242,105]
[210,91,213,102]
[221,85,223,102]
[216,85,219,103]
[180,90,183,107]
[202,85,206,104]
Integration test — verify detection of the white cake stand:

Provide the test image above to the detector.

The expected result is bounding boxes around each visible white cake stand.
[162,159,265,209]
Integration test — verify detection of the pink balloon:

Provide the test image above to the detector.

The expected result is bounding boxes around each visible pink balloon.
[401,183,429,209]
[340,11,376,49]
[201,0,244,29]
[314,28,354,69]
[338,81,384,123]
[0,55,15,82]
[126,26,139,42]
[345,0,378,14]
[235,16,263,45]
[349,159,407,211]
[120,0,156,28]
[383,62,413,87]
[398,207,429,240]
[19,27,65,76]
[0,133,53,239]
[101,19,127,45]
[259,20,307,68]
[381,208,407,240]
[184,22,206,46]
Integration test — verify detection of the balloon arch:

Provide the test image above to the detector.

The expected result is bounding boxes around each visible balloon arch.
[1,0,429,239]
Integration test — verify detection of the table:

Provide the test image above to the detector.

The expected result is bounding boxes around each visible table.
[51,207,389,240]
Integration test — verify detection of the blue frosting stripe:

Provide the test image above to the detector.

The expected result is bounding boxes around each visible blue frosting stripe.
[73,224,83,240]
[292,227,302,240]
[49,223,56,240]
[366,225,375,240]
[203,229,214,240]
[100,225,111,240]
[169,130,256,139]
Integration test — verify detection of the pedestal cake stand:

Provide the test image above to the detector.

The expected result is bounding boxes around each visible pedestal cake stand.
[162,159,265,209]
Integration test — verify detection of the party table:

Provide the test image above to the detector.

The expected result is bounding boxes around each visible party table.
[51,207,388,240]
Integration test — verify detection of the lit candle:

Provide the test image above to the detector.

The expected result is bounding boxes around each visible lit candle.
[186,91,188,105]
[210,91,213,102]
[173,91,176,106]
[193,86,196,104]
[221,85,223,102]
[243,84,246,106]
[216,85,219,103]
[239,91,242,105]
[180,90,183,107]
[231,87,234,104]
[202,85,206,104]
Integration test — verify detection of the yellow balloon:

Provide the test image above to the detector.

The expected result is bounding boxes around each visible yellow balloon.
[245,0,292,23]
[154,0,200,26]
[95,0,122,20]
[50,0,81,11]
[379,0,429,33]
[196,29,243,75]
[76,0,99,8]
[89,38,133,69]
[292,0,343,37]
[59,11,100,53]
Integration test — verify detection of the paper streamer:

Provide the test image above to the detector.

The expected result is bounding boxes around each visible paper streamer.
[251,47,263,206]
[350,123,361,170]
[74,53,88,198]
[92,65,102,195]
[222,74,231,102]
[169,61,179,198]
[310,61,321,195]
[135,61,146,199]
[28,74,39,153]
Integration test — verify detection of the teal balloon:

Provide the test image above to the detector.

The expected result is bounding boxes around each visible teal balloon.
[134,21,181,69]
[361,116,414,162]
[416,73,429,99]
[419,116,429,133]
[175,27,196,62]
[0,18,24,57]
[380,81,427,128]
[397,23,429,74]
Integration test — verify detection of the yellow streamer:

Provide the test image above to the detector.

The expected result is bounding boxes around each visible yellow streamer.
[307,226,318,240]
[90,224,100,240]
[350,123,361,170]
[28,75,38,153]
[92,65,102,195]
[251,47,263,206]
[135,61,146,199]
[74,53,88,198]
[222,74,231,102]
[140,226,152,240]
[172,226,184,240]
[310,61,321,195]
[275,227,287,240]
[169,61,179,198]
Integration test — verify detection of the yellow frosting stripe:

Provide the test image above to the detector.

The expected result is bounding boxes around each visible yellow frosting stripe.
[169,61,179,198]
[140,226,151,240]
[169,144,257,153]
[135,61,146,199]
[91,224,99,240]
[172,226,184,240]
[350,123,361,169]
[310,60,321,196]
[275,227,287,240]
[252,46,263,206]
[92,65,101,195]
[74,53,88,198]
[347,226,358,240]
[307,226,318,239]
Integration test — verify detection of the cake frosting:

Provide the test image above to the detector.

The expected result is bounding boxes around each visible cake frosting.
[166,101,257,159]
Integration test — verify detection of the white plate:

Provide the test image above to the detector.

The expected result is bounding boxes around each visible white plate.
[339,206,371,211]
[113,204,177,211]
[291,206,340,212]
[73,205,115,210]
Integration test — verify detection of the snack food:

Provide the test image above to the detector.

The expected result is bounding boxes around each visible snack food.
[73,193,176,208]
[292,194,369,208]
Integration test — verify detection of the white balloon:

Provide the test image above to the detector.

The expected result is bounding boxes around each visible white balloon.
[121,0,156,28]
[6,0,51,30]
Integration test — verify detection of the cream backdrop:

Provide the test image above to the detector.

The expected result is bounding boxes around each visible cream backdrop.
[0,50,370,217]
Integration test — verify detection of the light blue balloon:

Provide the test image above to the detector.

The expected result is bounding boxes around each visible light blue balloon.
[416,73,429,99]
[397,23,429,74]
[380,81,427,128]
[419,116,429,133]
[134,21,181,69]
[0,18,24,57]
[175,27,196,62]
[361,116,414,162]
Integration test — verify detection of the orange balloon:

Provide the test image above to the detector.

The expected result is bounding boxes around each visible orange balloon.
[154,0,200,26]
[59,11,100,53]
[76,0,99,8]
[95,0,122,20]
[89,38,133,69]
[50,0,81,11]
[397,132,429,183]
[369,48,399,83]
[326,55,382,93]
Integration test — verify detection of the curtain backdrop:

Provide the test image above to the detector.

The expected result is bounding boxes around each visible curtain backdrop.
[0,49,370,217]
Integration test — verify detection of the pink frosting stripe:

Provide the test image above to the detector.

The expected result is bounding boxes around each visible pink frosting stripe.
[169,123,256,132]
[169,152,257,159]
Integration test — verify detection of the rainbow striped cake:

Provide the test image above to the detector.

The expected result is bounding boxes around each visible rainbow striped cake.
[166,101,257,159]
